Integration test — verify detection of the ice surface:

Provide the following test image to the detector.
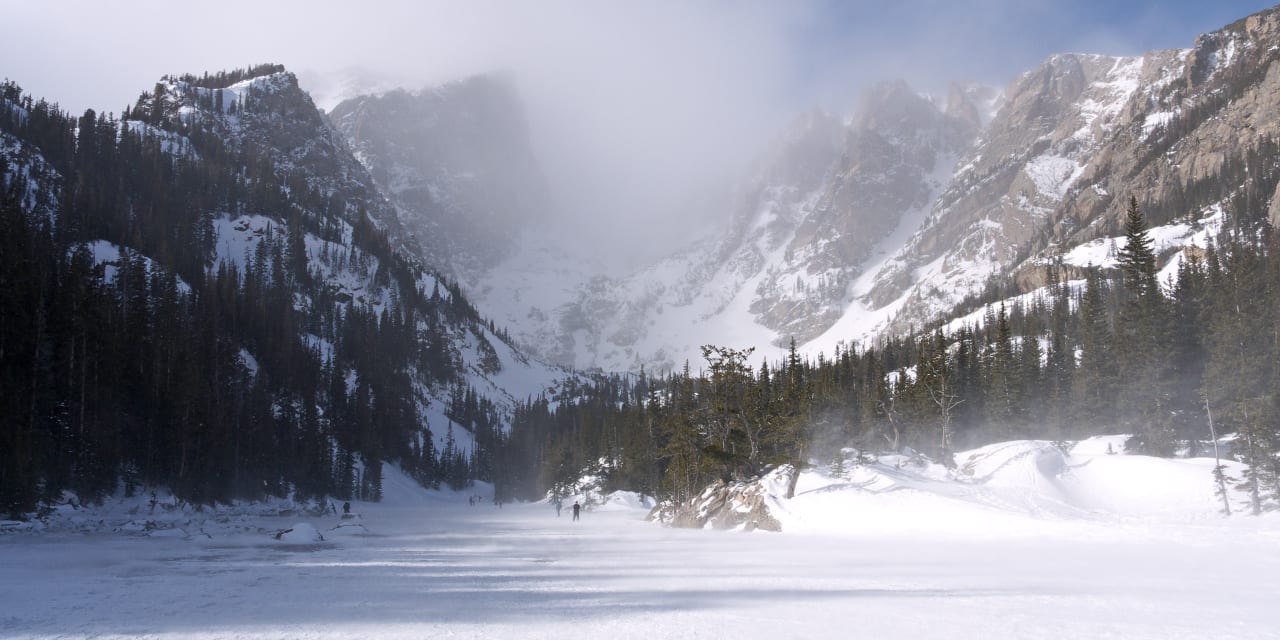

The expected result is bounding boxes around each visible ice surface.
[2,444,1277,639]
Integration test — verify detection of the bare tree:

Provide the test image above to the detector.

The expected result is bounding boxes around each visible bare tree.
[1204,396,1231,516]
[923,354,963,469]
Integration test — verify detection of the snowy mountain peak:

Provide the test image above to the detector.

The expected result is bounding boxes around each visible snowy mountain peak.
[328,73,553,285]
[307,4,1280,373]
[944,81,1002,129]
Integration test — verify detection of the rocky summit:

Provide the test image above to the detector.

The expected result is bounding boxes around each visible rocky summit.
[313,6,1280,373]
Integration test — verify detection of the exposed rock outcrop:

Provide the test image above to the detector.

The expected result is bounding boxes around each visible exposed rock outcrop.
[648,465,798,532]
[322,5,1280,372]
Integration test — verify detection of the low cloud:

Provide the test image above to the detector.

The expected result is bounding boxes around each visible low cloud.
[6,1,1270,266]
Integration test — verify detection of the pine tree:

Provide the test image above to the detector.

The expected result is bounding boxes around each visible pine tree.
[1118,196,1158,298]
[1074,267,1116,425]
[986,304,1021,437]
[1203,236,1278,513]
[1117,196,1175,456]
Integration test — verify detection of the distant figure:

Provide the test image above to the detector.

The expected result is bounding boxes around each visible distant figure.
[342,501,351,515]
[554,497,563,517]
[572,501,581,521]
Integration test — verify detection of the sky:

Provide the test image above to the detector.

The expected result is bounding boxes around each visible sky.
[3,0,1276,265]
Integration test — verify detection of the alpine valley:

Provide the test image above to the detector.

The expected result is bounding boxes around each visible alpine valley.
[332,7,1280,374]
[2,4,1279,519]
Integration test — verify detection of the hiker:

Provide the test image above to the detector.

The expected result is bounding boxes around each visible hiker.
[572,501,581,521]
[554,497,562,517]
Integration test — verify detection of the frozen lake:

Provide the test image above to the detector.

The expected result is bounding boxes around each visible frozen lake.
[3,498,1279,639]
[5,439,1280,639]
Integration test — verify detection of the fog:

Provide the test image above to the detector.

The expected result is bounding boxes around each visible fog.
[4,0,1272,266]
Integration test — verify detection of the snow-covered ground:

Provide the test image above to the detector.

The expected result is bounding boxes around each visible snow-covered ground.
[2,439,1278,639]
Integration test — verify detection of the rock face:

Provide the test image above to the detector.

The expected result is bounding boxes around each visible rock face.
[653,3,1280,355]
[744,80,980,343]
[169,70,408,242]
[328,74,553,283]
[509,81,985,370]
[869,6,1280,336]
[648,465,798,532]
[865,52,1149,331]
[324,5,1280,372]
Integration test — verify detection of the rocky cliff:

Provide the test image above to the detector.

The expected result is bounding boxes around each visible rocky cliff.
[869,6,1280,336]
[328,74,553,284]
[324,5,1280,372]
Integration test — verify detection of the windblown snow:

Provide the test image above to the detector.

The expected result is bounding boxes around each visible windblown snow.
[3,437,1276,639]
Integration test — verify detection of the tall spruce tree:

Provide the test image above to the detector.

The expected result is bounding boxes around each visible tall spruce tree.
[1117,196,1175,455]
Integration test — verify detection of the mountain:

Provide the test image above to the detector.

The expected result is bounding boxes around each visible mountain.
[338,5,1280,372]
[705,4,1280,360]
[0,65,573,516]
[850,7,1280,338]
[468,79,988,371]
[327,74,554,285]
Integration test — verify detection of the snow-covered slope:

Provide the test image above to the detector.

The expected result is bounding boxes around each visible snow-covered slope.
[780,437,1242,536]
[859,53,1153,337]
[208,211,574,448]
[575,7,1280,369]
[470,81,984,371]
[314,5,1280,375]
[0,130,61,221]
[861,8,1280,340]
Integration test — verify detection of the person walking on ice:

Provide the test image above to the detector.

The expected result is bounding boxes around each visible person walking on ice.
[572,501,581,521]
[554,497,563,517]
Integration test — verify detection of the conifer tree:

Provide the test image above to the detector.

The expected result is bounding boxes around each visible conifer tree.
[986,304,1020,437]
[1116,196,1175,455]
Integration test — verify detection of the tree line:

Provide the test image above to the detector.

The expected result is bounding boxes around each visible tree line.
[498,197,1279,515]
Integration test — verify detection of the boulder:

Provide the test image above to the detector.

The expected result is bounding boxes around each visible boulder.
[648,465,797,532]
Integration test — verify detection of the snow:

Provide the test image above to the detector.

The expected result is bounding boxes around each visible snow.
[1070,55,1143,142]
[802,151,966,355]
[212,214,276,274]
[465,323,570,409]
[83,240,192,294]
[1024,154,1085,199]
[239,348,260,377]
[275,522,324,543]
[1061,205,1224,276]
[87,239,124,281]
[186,73,294,116]
[3,440,1276,638]
[1,130,61,219]
[1143,110,1178,136]
[1211,37,1240,74]
[120,120,198,159]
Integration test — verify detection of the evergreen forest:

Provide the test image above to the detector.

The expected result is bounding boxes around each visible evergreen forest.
[2,66,1278,522]
[498,197,1280,515]
[0,70,508,518]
